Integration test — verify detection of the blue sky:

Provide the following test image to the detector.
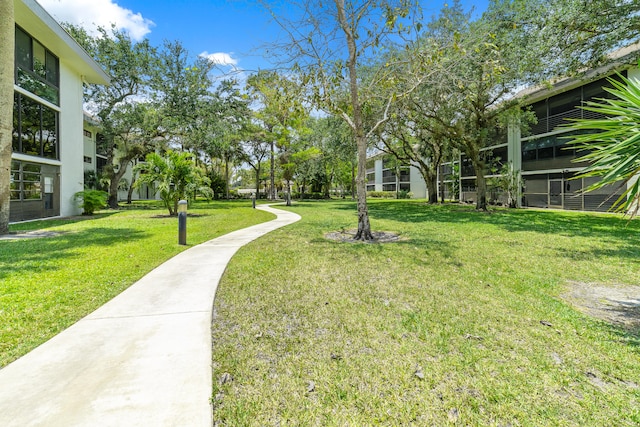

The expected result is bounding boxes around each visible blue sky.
[39,0,490,75]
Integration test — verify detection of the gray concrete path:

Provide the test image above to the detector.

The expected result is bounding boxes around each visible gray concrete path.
[0,205,300,427]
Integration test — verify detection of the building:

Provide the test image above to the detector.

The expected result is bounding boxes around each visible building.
[81,114,160,202]
[366,154,427,198]
[10,0,109,222]
[370,46,640,212]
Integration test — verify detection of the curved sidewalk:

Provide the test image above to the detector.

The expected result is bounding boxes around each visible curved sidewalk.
[0,205,300,427]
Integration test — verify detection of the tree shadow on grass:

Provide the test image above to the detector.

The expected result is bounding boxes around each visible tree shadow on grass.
[327,200,640,261]
[7,212,120,233]
[0,227,149,280]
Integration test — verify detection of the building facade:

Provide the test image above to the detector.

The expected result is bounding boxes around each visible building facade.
[10,0,109,222]
[373,53,640,213]
[366,154,428,198]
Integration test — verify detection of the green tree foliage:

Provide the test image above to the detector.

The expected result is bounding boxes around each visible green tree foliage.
[65,24,157,208]
[246,70,308,200]
[264,0,422,240]
[150,41,214,150]
[195,80,251,200]
[135,150,212,215]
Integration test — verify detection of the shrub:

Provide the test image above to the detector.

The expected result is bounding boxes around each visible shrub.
[367,191,396,199]
[74,190,108,215]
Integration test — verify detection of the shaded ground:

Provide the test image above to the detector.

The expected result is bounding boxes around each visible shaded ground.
[562,281,640,333]
[0,231,62,240]
[324,229,403,243]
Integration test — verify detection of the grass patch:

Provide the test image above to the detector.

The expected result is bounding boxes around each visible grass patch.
[0,200,272,367]
[212,200,640,426]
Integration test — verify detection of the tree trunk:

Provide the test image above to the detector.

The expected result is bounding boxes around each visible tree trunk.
[335,0,373,241]
[428,174,438,204]
[286,181,291,206]
[224,156,230,200]
[107,159,131,209]
[255,165,261,199]
[351,161,356,200]
[354,133,373,240]
[270,140,275,200]
[474,162,488,211]
[126,173,137,204]
[0,0,14,233]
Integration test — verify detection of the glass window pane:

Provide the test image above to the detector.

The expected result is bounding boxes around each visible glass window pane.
[32,41,46,78]
[23,172,40,182]
[23,163,41,173]
[45,51,59,87]
[23,182,42,199]
[20,95,41,156]
[42,105,58,159]
[15,27,31,70]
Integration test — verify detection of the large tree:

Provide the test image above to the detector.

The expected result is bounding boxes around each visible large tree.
[246,70,308,201]
[151,41,214,152]
[66,25,156,209]
[0,0,13,233]
[401,0,535,210]
[194,79,251,200]
[265,0,421,240]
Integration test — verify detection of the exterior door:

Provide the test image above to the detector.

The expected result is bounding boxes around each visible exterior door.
[43,174,58,217]
[549,179,563,208]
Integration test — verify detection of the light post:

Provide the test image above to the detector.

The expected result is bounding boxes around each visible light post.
[178,200,187,245]
[251,193,256,209]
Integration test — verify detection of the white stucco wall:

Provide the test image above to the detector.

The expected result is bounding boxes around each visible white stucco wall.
[374,159,383,191]
[58,61,85,216]
[409,165,427,199]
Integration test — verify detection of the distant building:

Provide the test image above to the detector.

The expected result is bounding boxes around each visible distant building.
[366,154,427,198]
[369,46,640,212]
[10,0,109,222]
[82,114,160,202]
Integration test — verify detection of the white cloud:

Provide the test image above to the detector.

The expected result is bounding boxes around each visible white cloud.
[199,51,239,67]
[38,0,154,41]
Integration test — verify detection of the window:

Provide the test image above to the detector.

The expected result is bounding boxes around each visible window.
[84,156,92,163]
[12,93,59,159]
[10,161,42,201]
[84,129,92,138]
[15,26,60,105]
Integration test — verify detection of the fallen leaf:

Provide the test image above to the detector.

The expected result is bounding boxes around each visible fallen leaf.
[219,372,233,385]
[415,365,425,380]
[448,407,459,423]
[307,380,316,393]
[464,334,483,340]
[540,320,553,327]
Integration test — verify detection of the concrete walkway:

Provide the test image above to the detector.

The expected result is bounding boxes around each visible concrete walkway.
[0,205,300,427]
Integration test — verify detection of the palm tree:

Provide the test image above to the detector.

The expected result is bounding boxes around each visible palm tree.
[567,71,640,217]
[135,150,213,215]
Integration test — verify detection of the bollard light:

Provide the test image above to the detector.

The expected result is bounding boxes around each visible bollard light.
[178,200,187,245]
[251,193,256,209]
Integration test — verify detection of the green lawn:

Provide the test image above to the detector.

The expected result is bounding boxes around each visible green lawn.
[212,200,640,426]
[0,200,273,367]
